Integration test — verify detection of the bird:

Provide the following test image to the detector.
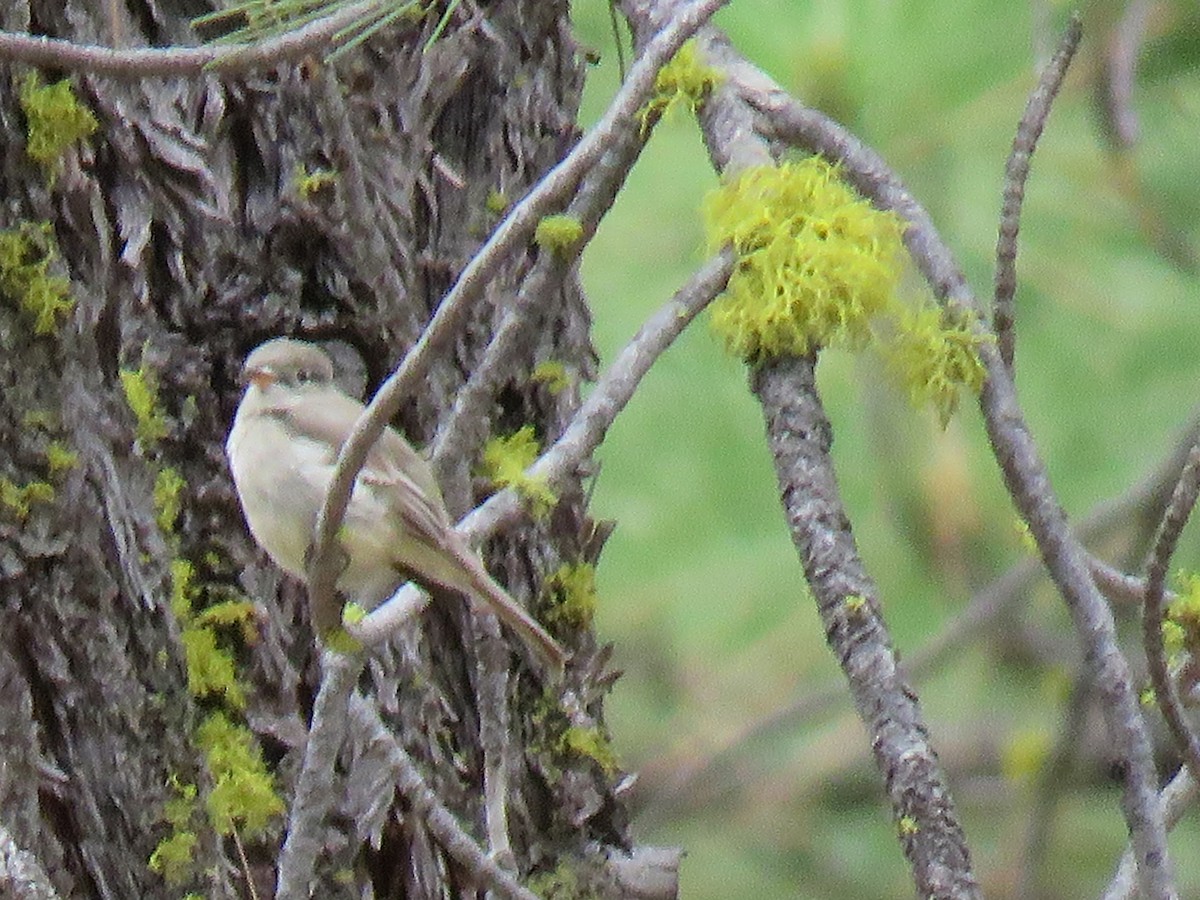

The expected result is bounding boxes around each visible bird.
[225,337,567,675]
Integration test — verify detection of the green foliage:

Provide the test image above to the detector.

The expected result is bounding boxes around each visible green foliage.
[639,39,723,129]
[18,73,98,183]
[154,467,186,533]
[480,426,557,516]
[704,159,905,359]
[526,859,585,898]
[0,477,55,520]
[885,305,989,427]
[543,562,599,630]
[195,710,285,836]
[0,221,74,335]
[535,214,584,253]
[119,365,170,446]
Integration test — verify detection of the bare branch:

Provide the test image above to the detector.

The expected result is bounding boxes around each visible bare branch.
[0,1,381,76]
[1103,766,1197,900]
[994,14,1082,369]
[1142,439,1200,783]
[752,355,981,899]
[431,121,648,475]
[306,0,728,630]
[276,650,363,900]
[672,28,1178,898]
[1102,0,1151,150]
[346,693,541,900]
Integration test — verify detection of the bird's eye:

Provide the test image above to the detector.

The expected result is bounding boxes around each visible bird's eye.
[295,369,314,385]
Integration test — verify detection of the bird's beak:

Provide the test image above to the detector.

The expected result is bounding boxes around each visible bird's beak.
[242,365,277,391]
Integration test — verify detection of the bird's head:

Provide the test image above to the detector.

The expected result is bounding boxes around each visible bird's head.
[240,338,335,394]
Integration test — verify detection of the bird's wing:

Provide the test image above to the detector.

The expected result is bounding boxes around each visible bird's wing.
[263,387,452,548]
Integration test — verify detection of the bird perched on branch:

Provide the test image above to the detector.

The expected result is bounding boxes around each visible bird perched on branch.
[225,337,566,675]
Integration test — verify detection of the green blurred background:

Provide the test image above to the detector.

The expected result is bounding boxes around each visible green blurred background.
[565,0,1200,897]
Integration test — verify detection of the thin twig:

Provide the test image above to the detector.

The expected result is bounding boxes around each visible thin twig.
[994,14,1082,369]
[351,250,735,644]
[275,650,364,900]
[711,41,1181,899]
[1102,765,1197,900]
[1142,439,1200,783]
[1103,0,1151,151]
[346,693,541,900]
[0,1,382,76]
[306,0,728,626]
[739,67,1177,900]
[430,123,647,475]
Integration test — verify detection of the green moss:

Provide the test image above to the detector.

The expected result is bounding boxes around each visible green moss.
[292,163,337,199]
[170,558,196,619]
[45,441,78,475]
[195,711,285,837]
[531,360,571,394]
[886,305,988,427]
[0,221,74,334]
[704,159,905,360]
[543,563,598,630]
[154,467,186,533]
[480,426,557,517]
[485,189,509,215]
[638,39,723,130]
[0,477,55,520]
[120,364,170,446]
[18,73,98,184]
[148,778,200,884]
[325,625,364,655]
[535,214,584,253]
[897,815,919,836]
[559,725,619,776]
[527,860,585,899]
[194,599,259,645]
[180,625,246,709]
[843,594,868,617]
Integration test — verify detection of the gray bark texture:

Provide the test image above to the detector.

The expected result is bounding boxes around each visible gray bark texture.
[0,2,632,897]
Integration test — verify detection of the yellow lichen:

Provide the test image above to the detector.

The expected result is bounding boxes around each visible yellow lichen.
[638,39,723,130]
[886,305,989,427]
[0,222,74,334]
[480,426,556,517]
[704,159,905,360]
[534,214,584,253]
[45,441,78,475]
[154,467,186,533]
[292,163,337,199]
[531,360,571,394]
[0,477,55,520]
[18,73,98,184]
[559,725,619,776]
[543,563,598,630]
[120,364,170,446]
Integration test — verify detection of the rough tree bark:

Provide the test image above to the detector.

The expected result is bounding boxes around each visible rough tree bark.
[0,2,636,897]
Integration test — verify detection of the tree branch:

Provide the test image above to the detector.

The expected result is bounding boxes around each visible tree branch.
[0,1,381,76]
[1142,438,1200,783]
[994,14,1082,369]
[351,250,735,645]
[306,0,729,631]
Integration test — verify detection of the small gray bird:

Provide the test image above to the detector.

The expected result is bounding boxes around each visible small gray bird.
[225,337,566,674]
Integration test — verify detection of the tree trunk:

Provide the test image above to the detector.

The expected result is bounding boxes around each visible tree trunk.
[0,2,636,896]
